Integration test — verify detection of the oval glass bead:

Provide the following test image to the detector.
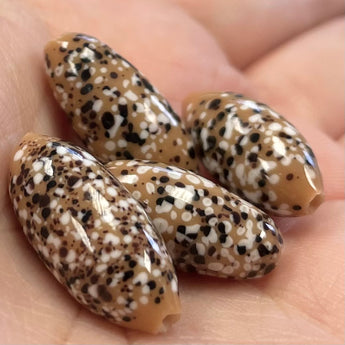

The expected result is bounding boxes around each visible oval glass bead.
[8,133,180,334]
[183,92,324,216]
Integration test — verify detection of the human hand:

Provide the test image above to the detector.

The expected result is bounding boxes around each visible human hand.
[0,0,344,343]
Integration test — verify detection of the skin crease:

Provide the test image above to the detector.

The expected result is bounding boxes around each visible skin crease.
[0,0,343,343]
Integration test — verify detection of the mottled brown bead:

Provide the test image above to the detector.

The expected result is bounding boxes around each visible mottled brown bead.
[107,160,283,279]
[44,33,197,171]
[9,133,180,334]
[183,92,324,216]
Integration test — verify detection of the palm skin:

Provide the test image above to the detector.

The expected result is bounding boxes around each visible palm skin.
[0,0,344,343]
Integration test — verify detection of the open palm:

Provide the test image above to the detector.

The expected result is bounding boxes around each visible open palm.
[0,0,344,343]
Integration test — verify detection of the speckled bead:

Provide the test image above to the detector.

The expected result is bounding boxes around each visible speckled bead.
[8,133,180,334]
[183,92,324,216]
[106,160,283,279]
[44,33,197,171]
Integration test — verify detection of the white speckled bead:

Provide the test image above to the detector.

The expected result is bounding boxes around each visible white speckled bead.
[8,133,180,334]
[44,32,197,171]
[183,92,324,216]
[107,160,284,279]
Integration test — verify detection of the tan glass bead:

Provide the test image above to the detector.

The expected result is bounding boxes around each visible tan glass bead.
[183,92,324,216]
[8,133,180,334]
[107,160,284,279]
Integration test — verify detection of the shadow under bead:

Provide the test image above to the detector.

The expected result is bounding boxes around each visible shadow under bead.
[107,160,284,279]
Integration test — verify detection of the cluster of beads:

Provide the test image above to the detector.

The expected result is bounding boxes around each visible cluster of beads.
[9,33,323,333]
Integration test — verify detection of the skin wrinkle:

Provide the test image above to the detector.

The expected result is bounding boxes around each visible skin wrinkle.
[0,190,116,344]
[0,0,344,343]
[161,1,250,92]
[242,11,345,72]
[27,0,251,103]
[171,0,345,69]
[58,307,84,345]
[254,266,343,342]
[337,134,345,146]
[244,17,345,142]
[22,308,65,344]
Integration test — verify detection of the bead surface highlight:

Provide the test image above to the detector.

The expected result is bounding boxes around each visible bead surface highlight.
[44,33,197,171]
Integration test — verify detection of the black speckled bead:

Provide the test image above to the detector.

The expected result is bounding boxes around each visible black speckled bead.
[44,32,197,171]
[183,92,324,217]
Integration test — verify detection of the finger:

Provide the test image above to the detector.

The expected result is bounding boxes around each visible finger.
[0,1,77,211]
[245,17,345,141]
[59,309,128,344]
[129,201,344,344]
[171,0,345,68]
[0,1,127,343]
